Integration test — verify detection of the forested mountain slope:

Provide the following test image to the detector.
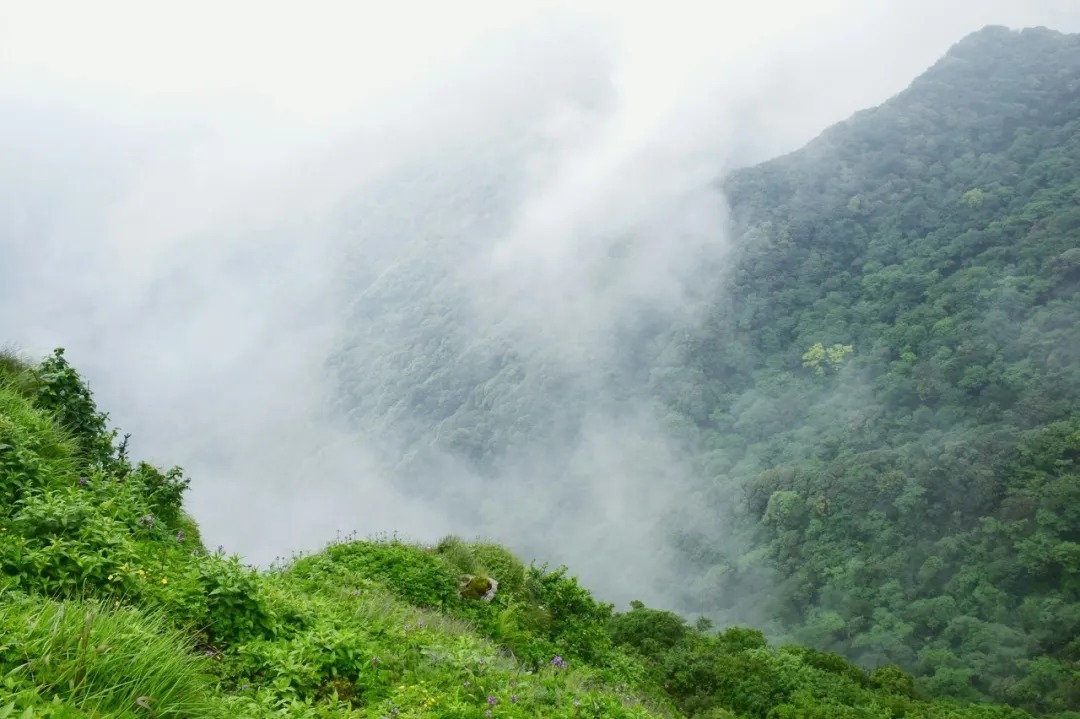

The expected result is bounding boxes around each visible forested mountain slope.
[319,23,1080,715]
[664,25,1080,714]
[320,24,1080,713]
[2,349,1044,718]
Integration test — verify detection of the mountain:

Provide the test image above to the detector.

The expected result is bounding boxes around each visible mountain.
[0,348,1049,719]
[328,24,1080,714]
[2,22,1078,719]
[661,25,1080,713]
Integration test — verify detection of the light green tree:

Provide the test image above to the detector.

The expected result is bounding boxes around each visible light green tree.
[802,342,854,375]
[961,187,985,207]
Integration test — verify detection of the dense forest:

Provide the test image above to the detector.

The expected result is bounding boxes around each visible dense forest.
[327,25,1080,715]
[664,25,1080,715]
[673,22,1080,712]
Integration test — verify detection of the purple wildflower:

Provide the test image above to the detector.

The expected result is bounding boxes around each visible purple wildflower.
[78,476,88,487]
[176,530,185,542]
[550,655,567,669]
[510,695,518,704]
[487,696,497,706]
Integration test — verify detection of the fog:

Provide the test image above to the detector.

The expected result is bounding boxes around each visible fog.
[2,0,1079,610]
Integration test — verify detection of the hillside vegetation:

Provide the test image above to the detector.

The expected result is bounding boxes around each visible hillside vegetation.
[323,24,1080,716]
[0,348,1045,718]
[658,25,1080,715]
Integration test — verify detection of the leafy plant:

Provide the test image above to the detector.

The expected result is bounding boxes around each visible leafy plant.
[30,349,116,469]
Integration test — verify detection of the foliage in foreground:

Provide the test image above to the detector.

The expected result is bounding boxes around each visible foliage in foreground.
[0,348,1059,718]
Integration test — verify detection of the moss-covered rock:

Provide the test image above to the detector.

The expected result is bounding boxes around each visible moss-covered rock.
[459,574,498,601]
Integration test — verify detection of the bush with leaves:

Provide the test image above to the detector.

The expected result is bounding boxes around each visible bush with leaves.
[29,349,116,469]
[0,387,78,510]
[197,552,281,646]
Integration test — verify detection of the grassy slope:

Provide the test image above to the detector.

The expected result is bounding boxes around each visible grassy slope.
[0,349,1046,718]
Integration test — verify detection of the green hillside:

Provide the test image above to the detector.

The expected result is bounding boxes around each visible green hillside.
[0,348,1047,717]
[657,25,1080,714]
[325,24,1080,716]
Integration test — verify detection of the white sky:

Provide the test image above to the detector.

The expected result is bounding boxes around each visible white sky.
[2,1,1076,141]
[0,1,880,126]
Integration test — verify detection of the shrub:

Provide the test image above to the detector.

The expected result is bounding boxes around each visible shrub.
[30,349,116,468]
[130,462,191,528]
[0,387,79,510]
[321,539,459,608]
[609,602,689,658]
[3,487,141,595]
[197,554,280,646]
[435,535,481,575]
[527,564,615,665]
[470,542,527,597]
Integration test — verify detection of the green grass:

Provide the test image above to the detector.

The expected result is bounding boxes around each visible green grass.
[0,592,217,718]
[0,346,32,385]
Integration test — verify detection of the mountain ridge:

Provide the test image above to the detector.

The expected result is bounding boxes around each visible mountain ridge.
[670,22,1080,714]
[0,346,1055,718]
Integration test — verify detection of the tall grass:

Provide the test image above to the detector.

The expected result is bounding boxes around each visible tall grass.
[0,592,218,718]
[0,347,30,384]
